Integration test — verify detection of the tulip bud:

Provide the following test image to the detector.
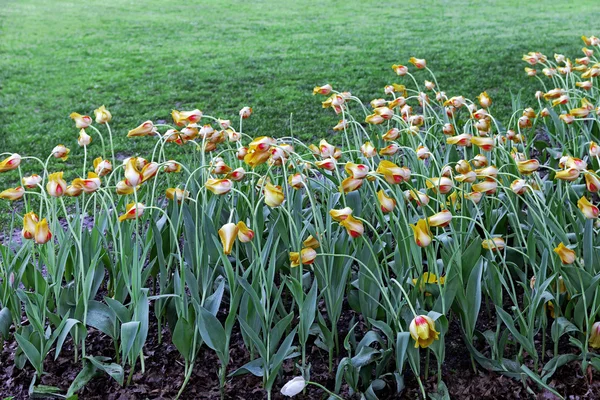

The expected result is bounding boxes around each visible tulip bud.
[0,187,24,201]
[428,210,452,227]
[77,129,92,147]
[128,121,158,137]
[52,145,70,161]
[280,376,307,397]
[289,248,317,267]
[239,106,252,119]
[237,221,255,243]
[264,182,284,207]
[47,172,67,197]
[22,212,39,240]
[206,178,232,195]
[313,84,332,95]
[578,196,599,219]
[94,105,112,124]
[409,315,439,348]
[554,242,575,264]
[340,214,364,238]
[410,219,432,247]
[34,218,52,245]
[377,190,396,213]
[22,174,42,189]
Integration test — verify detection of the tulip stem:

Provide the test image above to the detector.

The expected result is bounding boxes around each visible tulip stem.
[307,381,344,400]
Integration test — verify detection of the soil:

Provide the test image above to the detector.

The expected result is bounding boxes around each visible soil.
[2,302,600,400]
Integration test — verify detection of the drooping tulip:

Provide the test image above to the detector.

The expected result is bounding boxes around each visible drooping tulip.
[22,174,42,189]
[72,172,101,194]
[280,376,307,397]
[116,180,135,195]
[0,187,24,201]
[127,121,158,137]
[141,162,159,183]
[377,190,396,213]
[482,237,505,251]
[426,177,453,194]
[428,210,452,228]
[340,214,364,238]
[237,221,255,242]
[590,322,600,349]
[377,160,411,184]
[578,196,599,219]
[206,178,232,195]
[69,112,92,129]
[118,203,145,222]
[166,188,190,203]
[289,247,317,267]
[409,315,439,348]
[52,145,70,161]
[171,109,202,126]
[554,242,576,264]
[329,207,353,222]
[303,235,320,249]
[0,154,21,173]
[239,106,252,119]
[408,57,426,69]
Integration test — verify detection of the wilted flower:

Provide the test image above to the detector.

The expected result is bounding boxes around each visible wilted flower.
[329,207,353,222]
[0,154,21,172]
[0,187,24,201]
[290,247,317,267]
[128,121,158,137]
[206,179,232,195]
[578,196,599,219]
[166,188,190,203]
[482,237,505,251]
[340,214,364,238]
[280,376,307,397]
[34,218,52,245]
[264,182,284,207]
[171,109,202,126]
[94,105,112,124]
[69,112,92,129]
[410,219,432,247]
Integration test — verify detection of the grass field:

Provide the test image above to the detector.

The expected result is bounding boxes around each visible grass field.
[0,0,598,190]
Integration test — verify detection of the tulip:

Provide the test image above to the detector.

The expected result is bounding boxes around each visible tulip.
[382,128,400,141]
[472,179,497,195]
[171,109,202,126]
[428,210,452,227]
[378,144,400,156]
[280,376,307,397]
[118,203,145,222]
[409,315,439,348]
[377,160,411,184]
[237,221,254,242]
[577,196,599,219]
[478,92,492,108]
[412,272,445,296]
[290,247,317,267]
[517,160,539,175]
[471,136,494,151]
[446,134,472,147]
[360,142,377,158]
[511,179,528,195]
[94,105,112,124]
[340,177,363,194]
[475,165,498,179]
[206,179,232,195]
[166,188,190,203]
[239,106,252,119]
[482,237,505,251]
[47,172,67,197]
[164,160,181,173]
[21,174,42,189]
[577,80,593,90]
[0,187,24,201]
[22,212,39,240]
[141,162,159,183]
[329,207,353,222]
[72,172,101,194]
[345,162,368,179]
[426,177,453,194]
[408,57,426,69]
[51,145,70,161]
[559,114,575,125]
[303,235,320,249]
[0,153,21,173]
[217,222,239,255]
[313,84,332,95]
[404,189,430,207]
[264,182,284,207]
[455,171,477,183]
[116,180,135,195]
[411,219,432,247]
[377,190,396,213]
[66,184,84,197]
[392,64,408,75]
[34,218,52,245]
[340,214,364,238]
[69,112,92,129]
[590,322,600,349]
[315,158,336,171]
[555,168,580,181]
[128,121,157,137]
[554,242,575,264]
[122,158,142,187]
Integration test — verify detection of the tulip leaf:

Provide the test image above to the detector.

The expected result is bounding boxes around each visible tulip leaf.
[0,307,12,339]
[196,303,226,359]
[67,361,98,397]
[14,332,42,374]
[54,318,82,360]
[86,355,124,386]
[120,321,140,361]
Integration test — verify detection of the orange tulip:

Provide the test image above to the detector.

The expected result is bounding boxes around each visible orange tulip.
[554,242,575,264]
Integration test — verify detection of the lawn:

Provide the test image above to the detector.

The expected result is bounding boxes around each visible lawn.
[1,0,598,160]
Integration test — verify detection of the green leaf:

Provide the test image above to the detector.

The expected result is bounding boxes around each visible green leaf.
[172,316,195,361]
[86,355,124,386]
[196,304,226,359]
[67,362,97,397]
[14,332,42,374]
[0,307,11,339]
[120,321,140,361]
[54,318,81,360]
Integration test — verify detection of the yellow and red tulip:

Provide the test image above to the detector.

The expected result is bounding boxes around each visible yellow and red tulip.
[34,218,52,245]
[590,322,600,349]
[554,242,575,264]
[0,154,21,173]
[52,145,70,161]
[377,160,411,184]
[428,210,452,228]
[290,247,317,267]
[409,315,439,348]
[69,112,92,129]
[128,121,158,137]
[47,172,67,197]
[482,237,505,251]
[313,84,332,95]
[171,109,202,126]
[22,174,42,189]
[329,207,353,222]
[408,57,426,69]
[237,221,255,243]
[578,196,599,219]
[218,222,239,255]
[239,106,252,119]
[0,187,24,201]
[377,190,396,213]
[264,182,284,207]
[206,178,232,195]
[22,212,39,240]
[340,214,364,238]
[410,219,432,247]
[118,202,145,222]
[166,188,190,203]
[72,172,101,194]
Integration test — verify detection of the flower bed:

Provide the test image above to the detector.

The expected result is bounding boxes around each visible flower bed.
[1,35,600,399]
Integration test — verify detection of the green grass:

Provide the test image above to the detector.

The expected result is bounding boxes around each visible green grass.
[0,0,598,222]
